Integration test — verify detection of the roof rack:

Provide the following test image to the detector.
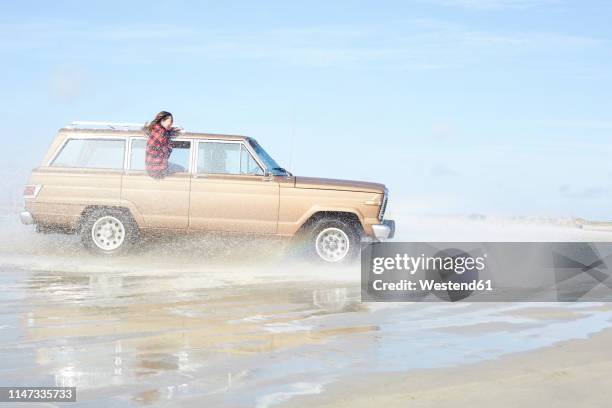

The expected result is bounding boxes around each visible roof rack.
[66,121,145,130]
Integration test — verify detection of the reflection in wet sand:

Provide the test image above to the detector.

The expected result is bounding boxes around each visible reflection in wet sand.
[2,265,609,407]
[2,264,374,405]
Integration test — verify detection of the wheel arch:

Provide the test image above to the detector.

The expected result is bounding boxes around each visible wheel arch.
[78,205,142,231]
[295,210,364,238]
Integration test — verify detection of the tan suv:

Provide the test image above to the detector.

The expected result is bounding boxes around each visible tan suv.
[20,122,394,262]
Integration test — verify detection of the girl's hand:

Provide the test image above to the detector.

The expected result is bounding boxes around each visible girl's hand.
[167,126,183,137]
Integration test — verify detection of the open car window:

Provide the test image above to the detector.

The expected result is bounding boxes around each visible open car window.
[130,138,191,172]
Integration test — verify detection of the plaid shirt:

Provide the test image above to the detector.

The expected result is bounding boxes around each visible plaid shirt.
[145,124,172,178]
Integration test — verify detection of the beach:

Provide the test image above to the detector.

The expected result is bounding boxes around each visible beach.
[1,211,611,407]
[282,317,612,408]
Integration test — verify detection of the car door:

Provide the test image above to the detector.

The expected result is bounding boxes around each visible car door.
[189,140,279,234]
[121,137,192,230]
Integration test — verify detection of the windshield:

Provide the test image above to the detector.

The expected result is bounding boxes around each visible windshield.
[248,138,290,176]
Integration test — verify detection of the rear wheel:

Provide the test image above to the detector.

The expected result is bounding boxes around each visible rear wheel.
[80,208,139,255]
[309,217,361,263]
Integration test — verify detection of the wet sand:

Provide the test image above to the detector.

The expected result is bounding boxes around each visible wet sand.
[281,327,612,408]
[1,211,612,407]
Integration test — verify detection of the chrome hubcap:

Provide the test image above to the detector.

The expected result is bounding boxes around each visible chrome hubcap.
[91,216,125,251]
[315,227,350,262]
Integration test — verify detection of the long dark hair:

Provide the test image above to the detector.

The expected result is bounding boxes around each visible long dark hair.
[143,111,173,134]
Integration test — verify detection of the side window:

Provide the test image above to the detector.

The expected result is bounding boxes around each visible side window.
[130,139,191,172]
[129,139,146,170]
[169,141,191,171]
[240,145,264,175]
[197,142,264,175]
[198,142,241,174]
[51,139,125,169]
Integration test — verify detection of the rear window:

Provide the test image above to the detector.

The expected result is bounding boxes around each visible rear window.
[51,138,125,169]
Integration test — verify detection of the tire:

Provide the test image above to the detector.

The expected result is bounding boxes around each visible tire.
[79,208,139,255]
[309,217,361,264]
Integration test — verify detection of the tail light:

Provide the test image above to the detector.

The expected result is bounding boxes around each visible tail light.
[23,185,42,199]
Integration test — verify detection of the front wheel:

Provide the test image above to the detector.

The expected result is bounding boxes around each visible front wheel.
[310,218,361,263]
[79,208,139,255]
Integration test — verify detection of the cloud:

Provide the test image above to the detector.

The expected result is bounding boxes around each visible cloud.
[536,120,612,130]
[431,120,459,141]
[427,0,560,10]
[558,185,611,199]
[431,163,460,177]
[0,18,604,70]
[49,64,86,103]
[162,20,603,70]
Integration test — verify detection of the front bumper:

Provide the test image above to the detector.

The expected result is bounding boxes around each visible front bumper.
[371,219,395,240]
[19,211,34,225]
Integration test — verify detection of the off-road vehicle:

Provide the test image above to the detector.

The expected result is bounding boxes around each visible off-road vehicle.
[20,121,394,262]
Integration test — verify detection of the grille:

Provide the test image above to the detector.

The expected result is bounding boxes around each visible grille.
[379,189,388,221]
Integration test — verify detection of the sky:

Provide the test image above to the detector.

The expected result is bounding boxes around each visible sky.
[1,0,612,219]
